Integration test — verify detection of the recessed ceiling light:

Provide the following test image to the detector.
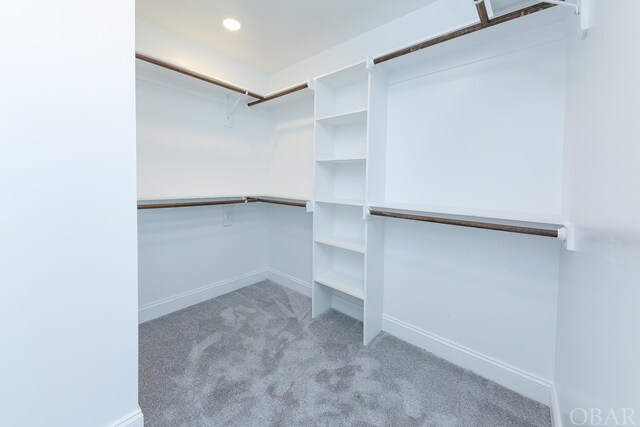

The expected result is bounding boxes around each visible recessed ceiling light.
[223,17,242,31]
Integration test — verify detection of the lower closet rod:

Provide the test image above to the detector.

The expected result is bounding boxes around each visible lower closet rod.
[137,198,254,210]
[368,209,559,238]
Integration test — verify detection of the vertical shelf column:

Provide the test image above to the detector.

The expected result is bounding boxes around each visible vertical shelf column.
[363,62,389,344]
[311,60,388,345]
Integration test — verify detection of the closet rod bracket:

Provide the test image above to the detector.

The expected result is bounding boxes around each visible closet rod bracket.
[226,91,249,120]
[363,207,371,220]
[366,56,375,70]
[557,223,576,251]
[306,201,314,213]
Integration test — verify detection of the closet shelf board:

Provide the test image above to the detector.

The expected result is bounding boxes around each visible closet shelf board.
[315,198,366,207]
[315,236,366,254]
[315,272,365,300]
[316,109,368,126]
[316,157,367,164]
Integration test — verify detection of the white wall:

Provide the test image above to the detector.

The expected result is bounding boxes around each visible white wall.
[264,98,315,200]
[138,204,267,322]
[0,1,140,427]
[383,219,560,402]
[385,40,567,216]
[136,63,273,199]
[264,204,314,292]
[555,1,640,425]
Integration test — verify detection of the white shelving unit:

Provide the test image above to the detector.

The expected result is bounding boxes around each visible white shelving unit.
[309,8,571,344]
[312,61,386,345]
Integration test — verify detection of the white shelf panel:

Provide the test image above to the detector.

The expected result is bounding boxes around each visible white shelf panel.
[369,201,566,227]
[316,198,365,207]
[315,236,366,254]
[316,157,366,164]
[316,109,368,126]
[316,62,369,88]
[315,272,364,300]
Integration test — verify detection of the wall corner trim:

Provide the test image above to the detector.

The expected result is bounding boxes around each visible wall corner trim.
[268,269,312,297]
[110,407,144,427]
[550,385,564,427]
[381,314,553,405]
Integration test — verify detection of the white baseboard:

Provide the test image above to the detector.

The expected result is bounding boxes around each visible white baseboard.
[551,385,563,427]
[138,269,269,323]
[110,408,143,427]
[382,314,552,406]
[268,269,311,297]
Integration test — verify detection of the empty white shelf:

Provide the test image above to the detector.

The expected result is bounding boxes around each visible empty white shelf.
[315,109,368,126]
[315,236,366,253]
[316,62,369,88]
[316,156,366,163]
[315,198,365,207]
[315,271,364,300]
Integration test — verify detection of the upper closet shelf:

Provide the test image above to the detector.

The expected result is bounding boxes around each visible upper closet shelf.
[372,3,570,79]
[316,109,368,126]
[136,52,311,108]
[315,61,369,88]
[136,52,262,99]
[316,156,366,163]
[137,195,309,210]
[316,198,365,207]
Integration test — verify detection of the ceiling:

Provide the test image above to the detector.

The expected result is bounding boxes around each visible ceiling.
[136,0,438,74]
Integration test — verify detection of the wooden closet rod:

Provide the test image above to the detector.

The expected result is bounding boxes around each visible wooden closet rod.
[136,52,264,100]
[373,2,556,64]
[247,83,309,107]
[137,198,254,210]
[137,197,308,210]
[136,52,309,106]
[369,209,559,238]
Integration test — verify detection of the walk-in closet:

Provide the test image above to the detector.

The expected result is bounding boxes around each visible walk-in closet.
[4,1,639,426]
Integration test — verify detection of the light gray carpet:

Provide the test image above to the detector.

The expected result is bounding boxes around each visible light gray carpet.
[139,280,551,426]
